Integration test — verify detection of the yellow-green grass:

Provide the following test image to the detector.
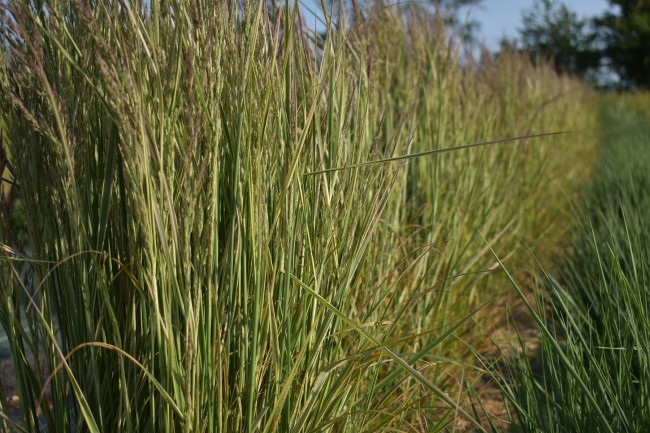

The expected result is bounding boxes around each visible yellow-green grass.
[0,1,597,431]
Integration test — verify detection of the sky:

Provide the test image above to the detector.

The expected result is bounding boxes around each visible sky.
[465,0,611,50]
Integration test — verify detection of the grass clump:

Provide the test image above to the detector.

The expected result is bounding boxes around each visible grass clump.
[0,1,596,431]
[498,101,650,432]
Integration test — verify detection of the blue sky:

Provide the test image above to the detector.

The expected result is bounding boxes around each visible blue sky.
[470,0,611,50]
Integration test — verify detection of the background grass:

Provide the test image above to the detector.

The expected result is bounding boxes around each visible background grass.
[0,1,597,431]
[498,97,650,433]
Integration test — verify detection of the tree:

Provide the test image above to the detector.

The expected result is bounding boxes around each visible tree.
[596,0,650,88]
[518,0,600,77]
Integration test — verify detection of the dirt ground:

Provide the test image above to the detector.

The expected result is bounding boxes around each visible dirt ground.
[0,351,51,416]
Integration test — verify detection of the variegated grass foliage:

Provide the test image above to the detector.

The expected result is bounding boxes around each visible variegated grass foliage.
[0,1,595,431]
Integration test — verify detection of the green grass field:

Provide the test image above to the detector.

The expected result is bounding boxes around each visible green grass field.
[0,1,646,432]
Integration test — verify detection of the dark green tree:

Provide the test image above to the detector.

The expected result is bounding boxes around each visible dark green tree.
[518,0,600,77]
[596,0,650,88]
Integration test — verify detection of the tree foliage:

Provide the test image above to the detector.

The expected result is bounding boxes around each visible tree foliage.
[519,0,599,77]
[519,0,650,88]
[596,0,650,88]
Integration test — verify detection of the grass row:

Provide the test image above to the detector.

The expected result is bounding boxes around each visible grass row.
[499,98,650,432]
[0,1,596,431]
